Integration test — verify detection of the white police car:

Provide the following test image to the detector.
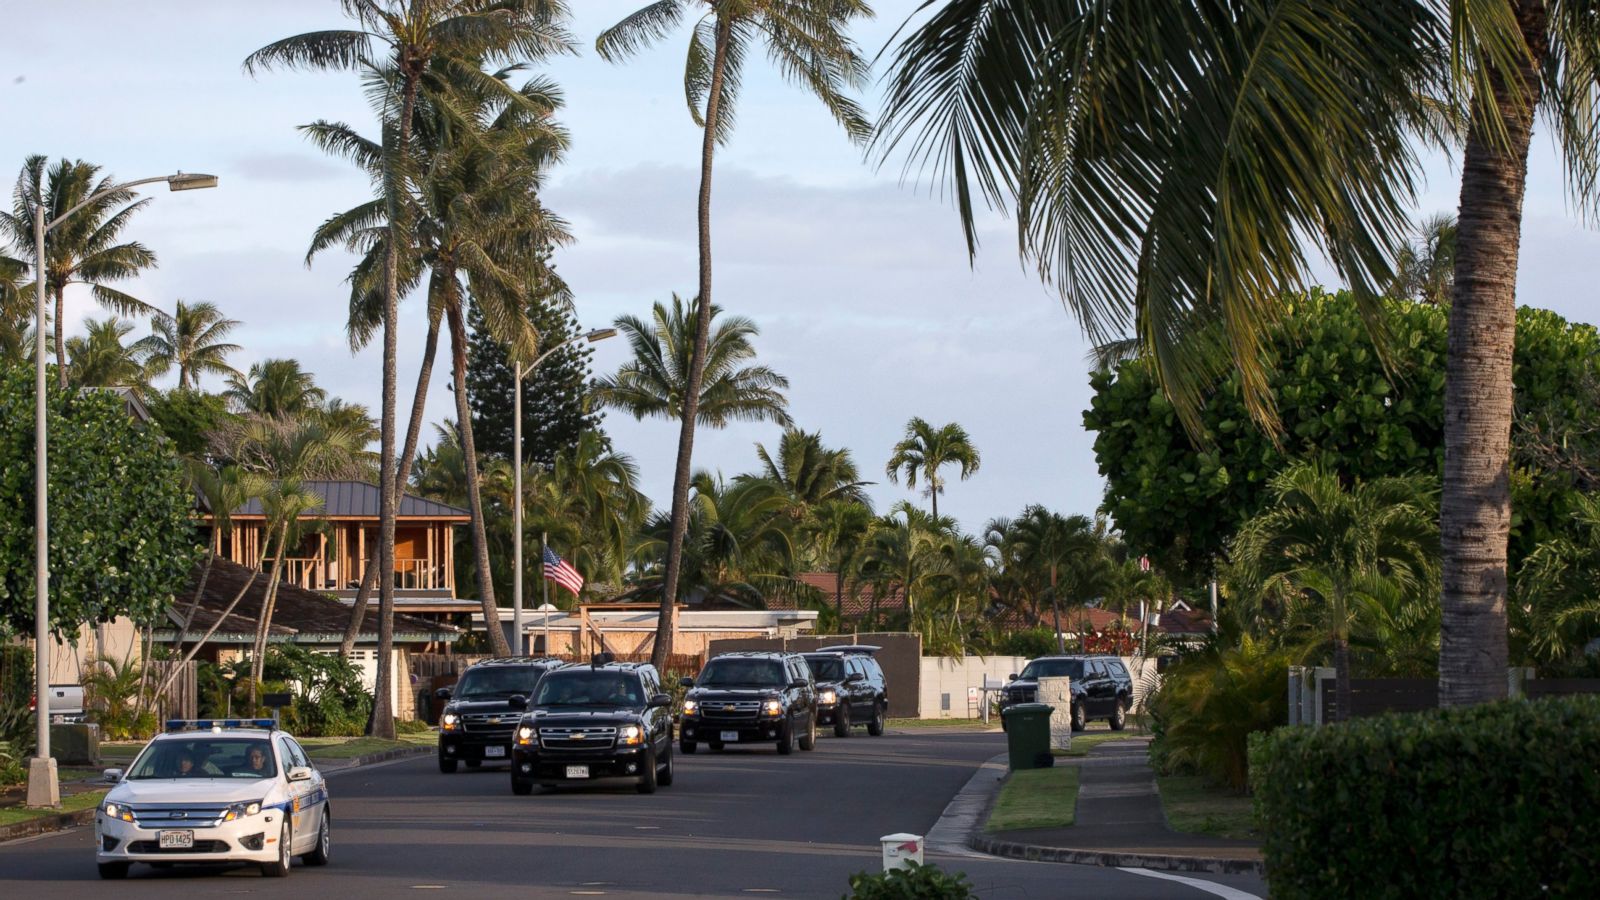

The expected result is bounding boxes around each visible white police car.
[95,719,331,879]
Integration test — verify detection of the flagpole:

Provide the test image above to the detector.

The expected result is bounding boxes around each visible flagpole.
[542,530,550,656]
[513,364,524,657]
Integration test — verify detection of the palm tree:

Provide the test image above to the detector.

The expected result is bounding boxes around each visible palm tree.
[1386,213,1457,306]
[859,502,949,630]
[1514,494,1600,667]
[1002,507,1104,652]
[884,417,980,521]
[597,0,872,670]
[806,498,877,623]
[247,0,573,737]
[874,1,1588,706]
[524,431,648,586]
[1233,464,1438,721]
[64,317,158,394]
[744,428,869,522]
[0,255,33,364]
[633,471,796,610]
[1,155,158,383]
[224,359,327,416]
[142,300,243,390]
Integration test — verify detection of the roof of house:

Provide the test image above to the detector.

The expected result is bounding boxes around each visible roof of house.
[789,573,907,618]
[989,605,1139,633]
[155,558,458,644]
[1158,607,1214,635]
[217,480,470,519]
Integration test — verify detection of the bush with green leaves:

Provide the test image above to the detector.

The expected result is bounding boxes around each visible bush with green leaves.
[83,655,157,741]
[257,645,372,737]
[1146,636,1291,791]
[1250,696,1600,899]
[845,862,976,899]
[0,644,32,757]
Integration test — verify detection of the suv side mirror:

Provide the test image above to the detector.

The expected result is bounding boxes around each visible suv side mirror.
[846,672,865,683]
[509,694,527,708]
[1007,673,1018,681]
[287,766,313,783]
[102,768,124,783]
[679,677,694,689]
[789,679,809,690]
[434,687,452,700]
[648,693,671,709]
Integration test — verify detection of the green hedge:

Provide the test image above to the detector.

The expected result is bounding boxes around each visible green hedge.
[1250,696,1600,899]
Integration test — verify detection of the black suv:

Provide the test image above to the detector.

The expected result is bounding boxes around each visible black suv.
[999,655,1134,731]
[508,657,675,794]
[679,652,818,755]
[802,651,887,737]
[436,656,563,772]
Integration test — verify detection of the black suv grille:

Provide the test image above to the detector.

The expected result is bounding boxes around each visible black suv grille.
[1006,688,1036,704]
[461,712,519,740]
[539,726,617,750]
[700,700,763,721]
[127,839,229,854]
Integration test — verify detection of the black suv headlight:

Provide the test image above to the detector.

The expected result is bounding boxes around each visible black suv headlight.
[441,709,460,731]
[681,698,698,716]
[618,724,645,746]
[817,689,838,706]
[761,698,783,717]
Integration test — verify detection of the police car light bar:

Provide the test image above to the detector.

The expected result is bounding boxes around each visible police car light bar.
[164,718,277,732]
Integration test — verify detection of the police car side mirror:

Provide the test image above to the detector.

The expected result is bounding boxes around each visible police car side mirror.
[287,766,313,783]
[434,687,452,700]
[648,693,671,709]
[678,677,694,689]
[102,768,124,783]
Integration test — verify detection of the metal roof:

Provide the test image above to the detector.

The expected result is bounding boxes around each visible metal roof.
[227,480,470,519]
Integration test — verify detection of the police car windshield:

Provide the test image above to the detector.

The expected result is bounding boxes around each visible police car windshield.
[697,659,786,687]
[455,666,542,698]
[805,658,846,682]
[533,671,643,707]
[1019,659,1085,680]
[128,738,276,780]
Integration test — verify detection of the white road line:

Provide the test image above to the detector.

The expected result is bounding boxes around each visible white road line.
[1118,867,1263,900]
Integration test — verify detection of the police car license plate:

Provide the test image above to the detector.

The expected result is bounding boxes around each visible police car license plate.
[484,746,506,758]
[720,730,739,742]
[158,830,194,849]
[565,765,589,779]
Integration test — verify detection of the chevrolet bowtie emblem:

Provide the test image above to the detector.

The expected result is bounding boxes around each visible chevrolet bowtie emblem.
[488,716,501,723]
[572,733,585,739]
[723,705,736,711]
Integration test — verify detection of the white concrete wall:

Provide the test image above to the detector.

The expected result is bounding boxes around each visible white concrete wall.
[45,617,143,686]
[917,656,1029,719]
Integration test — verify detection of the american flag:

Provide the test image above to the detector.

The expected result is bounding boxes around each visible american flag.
[543,546,584,596]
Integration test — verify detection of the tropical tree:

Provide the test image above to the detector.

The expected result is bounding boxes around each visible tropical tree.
[743,428,868,526]
[1514,494,1600,667]
[884,417,980,521]
[0,256,32,364]
[859,502,951,629]
[524,431,648,586]
[595,295,792,429]
[1002,507,1104,652]
[142,300,243,390]
[224,358,327,416]
[596,0,873,670]
[64,317,157,394]
[1232,464,1439,721]
[247,0,573,736]
[805,498,877,623]
[1,155,158,382]
[1386,213,1457,306]
[632,471,796,610]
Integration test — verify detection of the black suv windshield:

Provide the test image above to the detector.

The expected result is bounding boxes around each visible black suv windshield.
[129,738,276,780]
[455,666,543,699]
[533,671,643,707]
[805,658,845,682]
[697,658,786,687]
[1019,659,1086,680]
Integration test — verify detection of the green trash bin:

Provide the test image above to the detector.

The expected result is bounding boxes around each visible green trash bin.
[1001,702,1055,770]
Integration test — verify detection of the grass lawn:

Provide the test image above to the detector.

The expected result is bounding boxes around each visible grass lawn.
[887,717,997,730]
[296,733,434,760]
[1054,729,1148,757]
[984,766,1079,832]
[0,789,106,828]
[1156,773,1258,841]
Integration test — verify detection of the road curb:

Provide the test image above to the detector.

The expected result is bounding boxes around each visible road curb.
[0,807,98,844]
[968,832,1266,876]
[319,744,432,770]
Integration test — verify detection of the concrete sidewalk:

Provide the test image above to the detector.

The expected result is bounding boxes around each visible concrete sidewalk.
[971,737,1265,875]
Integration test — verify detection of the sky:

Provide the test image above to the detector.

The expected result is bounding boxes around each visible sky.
[4,1,1598,536]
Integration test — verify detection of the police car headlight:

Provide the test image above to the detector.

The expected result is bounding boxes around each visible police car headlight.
[441,712,459,731]
[618,724,644,746]
[762,699,783,716]
[818,690,838,706]
[680,699,698,715]
[102,801,134,823]
[223,800,265,822]
[517,725,534,745]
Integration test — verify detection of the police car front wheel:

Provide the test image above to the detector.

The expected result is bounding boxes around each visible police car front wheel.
[261,821,292,878]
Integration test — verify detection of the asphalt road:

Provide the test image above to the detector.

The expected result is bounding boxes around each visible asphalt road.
[0,730,1266,899]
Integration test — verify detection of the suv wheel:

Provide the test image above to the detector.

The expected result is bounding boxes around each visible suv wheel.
[636,747,658,794]
[709,741,725,752]
[776,716,795,755]
[464,759,481,769]
[657,745,675,787]
[97,863,130,880]
[833,705,851,737]
[438,757,458,774]
[260,821,291,878]
[302,811,331,866]
[799,712,817,751]
[679,738,697,754]
[511,774,533,796]
[1109,697,1127,731]
[1070,702,1087,732]
[867,702,886,737]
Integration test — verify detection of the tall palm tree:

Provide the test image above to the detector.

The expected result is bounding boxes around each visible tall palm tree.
[1386,213,1457,306]
[596,295,792,428]
[874,1,1594,706]
[633,471,796,610]
[1233,464,1438,721]
[247,0,573,737]
[884,417,980,521]
[1,155,158,383]
[142,300,243,390]
[523,431,648,586]
[224,359,327,416]
[0,255,33,364]
[859,502,949,629]
[597,0,873,670]
[745,428,869,521]
[806,498,877,623]
[64,317,157,394]
[1006,506,1102,652]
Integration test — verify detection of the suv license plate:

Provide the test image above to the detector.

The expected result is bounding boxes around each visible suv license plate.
[484,745,506,758]
[158,830,194,849]
[565,765,589,779]
[720,730,739,742]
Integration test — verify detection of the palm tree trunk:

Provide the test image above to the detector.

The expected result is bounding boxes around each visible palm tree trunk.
[154,571,259,701]
[651,15,735,672]
[169,552,217,661]
[835,568,844,627]
[930,488,937,522]
[1050,566,1064,654]
[249,520,290,712]
[1440,1,1546,708]
[53,284,67,385]
[1333,633,1353,724]
[447,297,511,657]
[340,313,440,658]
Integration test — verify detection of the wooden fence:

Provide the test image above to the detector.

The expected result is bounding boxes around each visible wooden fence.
[144,660,198,722]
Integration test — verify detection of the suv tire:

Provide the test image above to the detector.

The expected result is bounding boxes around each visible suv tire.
[867,703,886,737]
[1070,702,1087,732]
[511,775,533,796]
[465,760,481,769]
[679,738,697,754]
[302,811,331,866]
[833,706,851,737]
[657,745,675,787]
[261,821,292,878]
[1109,697,1128,731]
[97,863,130,880]
[709,741,725,752]
[438,757,458,774]
[636,748,658,794]
[776,717,795,755]
[799,713,817,751]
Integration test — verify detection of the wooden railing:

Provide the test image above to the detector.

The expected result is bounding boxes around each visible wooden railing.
[274,557,449,592]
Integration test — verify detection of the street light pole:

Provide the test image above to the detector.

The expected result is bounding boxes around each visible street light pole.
[511,327,617,657]
[27,171,216,808]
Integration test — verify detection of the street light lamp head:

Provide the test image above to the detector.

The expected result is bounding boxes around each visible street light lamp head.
[585,328,618,343]
[167,172,219,191]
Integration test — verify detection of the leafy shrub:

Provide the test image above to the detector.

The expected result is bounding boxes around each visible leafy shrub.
[1146,636,1291,791]
[0,739,24,786]
[393,716,432,735]
[994,627,1058,659]
[1250,696,1600,899]
[845,862,976,899]
[0,645,34,758]
[83,656,157,741]
[257,646,372,737]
